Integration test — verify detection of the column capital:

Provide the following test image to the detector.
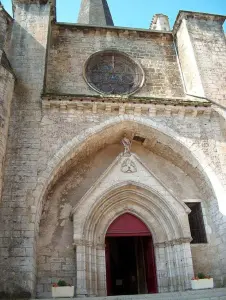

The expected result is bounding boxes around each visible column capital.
[154,237,192,248]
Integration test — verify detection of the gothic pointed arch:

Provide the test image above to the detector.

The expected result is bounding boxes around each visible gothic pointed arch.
[71,176,193,296]
[33,115,226,237]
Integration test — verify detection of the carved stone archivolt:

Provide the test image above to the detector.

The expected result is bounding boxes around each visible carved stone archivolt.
[70,152,194,296]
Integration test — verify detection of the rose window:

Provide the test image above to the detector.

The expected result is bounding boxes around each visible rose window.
[84,50,144,95]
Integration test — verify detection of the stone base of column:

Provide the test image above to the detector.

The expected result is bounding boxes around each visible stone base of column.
[76,289,88,298]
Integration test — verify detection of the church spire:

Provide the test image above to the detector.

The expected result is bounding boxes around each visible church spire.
[78,0,114,26]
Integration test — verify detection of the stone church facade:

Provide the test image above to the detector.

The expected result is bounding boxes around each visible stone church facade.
[0,0,226,298]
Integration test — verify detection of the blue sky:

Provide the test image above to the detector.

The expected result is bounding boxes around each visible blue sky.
[2,0,226,30]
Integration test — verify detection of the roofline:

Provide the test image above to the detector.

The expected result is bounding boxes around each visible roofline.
[0,3,13,23]
[54,21,173,35]
[177,10,226,20]
[173,10,226,34]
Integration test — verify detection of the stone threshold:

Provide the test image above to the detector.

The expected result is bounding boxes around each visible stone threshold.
[36,288,226,300]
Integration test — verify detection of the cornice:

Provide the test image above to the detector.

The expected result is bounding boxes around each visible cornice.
[173,10,226,35]
[53,22,173,39]
[42,93,210,105]
[41,94,212,117]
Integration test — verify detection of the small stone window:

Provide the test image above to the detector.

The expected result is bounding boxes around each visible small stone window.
[84,50,144,96]
[186,202,207,244]
[133,136,146,143]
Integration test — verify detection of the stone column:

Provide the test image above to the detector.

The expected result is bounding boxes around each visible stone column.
[166,238,193,292]
[181,239,194,290]
[75,241,88,297]
[86,242,95,296]
[173,242,185,291]
[155,238,194,293]
[165,242,177,292]
[92,245,98,296]
[96,244,107,296]
[154,243,168,293]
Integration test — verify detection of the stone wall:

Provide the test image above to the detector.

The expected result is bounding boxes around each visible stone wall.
[0,9,8,49]
[1,94,226,297]
[174,12,226,105]
[175,19,205,97]
[0,5,13,57]
[45,25,184,98]
[34,120,226,298]
[187,17,226,105]
[37,144,199,297]
[0,5,226,297]
[0,1,51,297]
[32,108,226,296]
[0,60,14,200]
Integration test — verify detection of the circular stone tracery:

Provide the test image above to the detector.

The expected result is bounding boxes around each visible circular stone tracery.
[84,50,145,95]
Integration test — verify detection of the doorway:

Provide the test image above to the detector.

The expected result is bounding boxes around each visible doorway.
[105,214,157,296]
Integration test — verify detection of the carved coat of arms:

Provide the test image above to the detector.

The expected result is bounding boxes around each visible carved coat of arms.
[121,158,137,173]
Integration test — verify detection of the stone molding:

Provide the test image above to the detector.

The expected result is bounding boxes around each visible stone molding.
[71,173,194,296]
[70,153,191,228]
[73,237,193,248]
[73,240,105,249]
[52,21,174,37]
[42,98,212,117]
[154,237,193,248]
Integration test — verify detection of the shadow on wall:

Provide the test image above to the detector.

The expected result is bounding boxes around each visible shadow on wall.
[0,3,50,298]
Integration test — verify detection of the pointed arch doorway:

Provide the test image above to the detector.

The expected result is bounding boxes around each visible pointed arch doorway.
[105,213,157,296]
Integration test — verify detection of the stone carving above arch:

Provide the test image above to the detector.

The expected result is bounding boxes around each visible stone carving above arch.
[71,152,191,245]
[121,157,137,173]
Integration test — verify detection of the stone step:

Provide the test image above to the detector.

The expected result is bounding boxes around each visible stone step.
[37,288,226,300]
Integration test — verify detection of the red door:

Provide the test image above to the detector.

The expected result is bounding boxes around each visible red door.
[105,213,158,295]
[106,213,151,237]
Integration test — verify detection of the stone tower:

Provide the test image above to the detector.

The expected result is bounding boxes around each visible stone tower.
[78,0,114,26]
[150,14,171,31]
